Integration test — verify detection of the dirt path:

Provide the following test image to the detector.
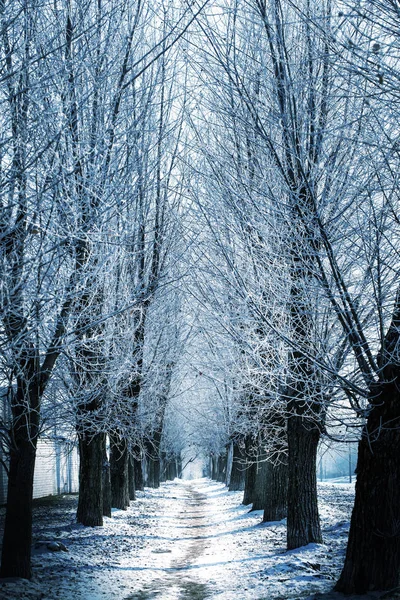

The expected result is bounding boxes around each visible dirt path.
[126,484,212,600]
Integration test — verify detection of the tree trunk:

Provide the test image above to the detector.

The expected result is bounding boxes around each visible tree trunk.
[145,432,161,488]
[177,456,182,478]
[243,459,257,505]
[335,378,400,593]
[133,448,144,491]
[153,458,161,488]
[251,455,269,511]
[77,432,104,526]
[287,417,322,549]
[263,459,288,522]
[160,452,167,482]
[229,440,246,492]
[216,454,227,483]
[243,436,258,505]
[102,436,111,518]
[128,455,136,501]
[0,439,37,579]
[145,439,154,487]
[167,459,177,480]
[211,455,218,480]
[146,455,160,488]
[110,434,129,510]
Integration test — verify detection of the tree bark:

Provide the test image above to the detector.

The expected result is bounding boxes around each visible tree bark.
[243,436,258,505]
[243,460,257,505]
[133,447,144,491]
[145,432,161,488]
[177,456,182,478]
[229,439,246,492]
[335,376,400,593]
[166,459,177,480]
[263,459,288,522]
[211,455,218,480]
[128,455,136,501]
[287,417,322,549]
[110,434,129,510]
[0,438,37,579]
[77,432,104,526]
[102,436,111,518]
[216,453,227,483]
[160,452,167,482]
[251,454,269,511]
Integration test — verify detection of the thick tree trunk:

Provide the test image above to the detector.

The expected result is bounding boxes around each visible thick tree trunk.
[287,417,322,549]
[229,440,246,492]
[77,432,104,526]
[102,436,111,518]
[335,378,400,593]
[110,434,129,510]
[128,455,136,501]
[0,439,37,579]
[263,459,288,522]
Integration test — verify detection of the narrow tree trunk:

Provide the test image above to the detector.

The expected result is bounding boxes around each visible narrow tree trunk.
[145,432,161,488]
[152,458,161,488]
[287,417,322,549]
[211,455,218,480]
[160,452,167,482]
[133,450,144,491]
[243,435,258,505]
[263,459,288,522]
[216,454,227,483]
[335,379,400,593]
[229,440,246,492]
[167,459,177,480]
[251,454,269,511]
[102,436,111,518]
[225,441,233,487]
[146,456,160,488]
[177,456,182,478]
[77,432,104,526]
[110,434,129,510]
[128,455,136,501]
[0,439,37,579]
[243,458,257,505]
[145,439,155,487]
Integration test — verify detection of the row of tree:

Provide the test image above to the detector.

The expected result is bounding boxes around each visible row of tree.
[1,0,400,595]
[0,0,194,580]
[182,0,400,594]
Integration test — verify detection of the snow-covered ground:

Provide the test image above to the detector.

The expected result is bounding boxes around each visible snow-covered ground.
[0,479,383,600]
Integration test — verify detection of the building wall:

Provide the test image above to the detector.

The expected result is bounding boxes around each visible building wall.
[0,438,79,505]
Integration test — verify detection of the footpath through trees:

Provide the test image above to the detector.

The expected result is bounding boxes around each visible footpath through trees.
[0,478,383,600]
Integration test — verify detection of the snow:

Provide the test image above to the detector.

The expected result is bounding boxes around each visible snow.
[0,479,383,600]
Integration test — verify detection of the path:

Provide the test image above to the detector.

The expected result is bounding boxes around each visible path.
[0,478,365,600]
[126,484,212,599]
